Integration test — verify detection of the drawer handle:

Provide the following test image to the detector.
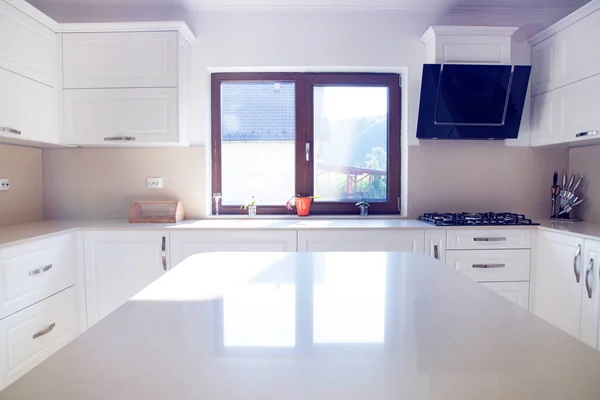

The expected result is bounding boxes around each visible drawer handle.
[29,264,53,276]
[104,135,136,141]
[433,244,439,260]
[473,237,507,242]
[1,127,21,135]
[473,264,506,269]
[32,323,56,339]
[575,130,599,138]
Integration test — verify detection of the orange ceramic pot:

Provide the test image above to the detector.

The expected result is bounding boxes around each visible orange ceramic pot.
[295,197,312,217]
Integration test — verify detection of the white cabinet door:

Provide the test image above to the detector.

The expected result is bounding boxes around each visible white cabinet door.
[0,1,56,87]
[447,249,531,283]
[62,31,178,89]
[83,231,168,326]
[446,229,532,250]
[531,230,584,339]
[580,239,600,348]
[297,230,425,253]
[0,68,59,143]
[561,9,600,88]
[63,88,178,145]
[170,230,297,267]
[425,230,446,263]
[557,73,600,144]
[0,286,81,390]
[531,37,563,96]
[481,282,530,310]
[530,91,559,147]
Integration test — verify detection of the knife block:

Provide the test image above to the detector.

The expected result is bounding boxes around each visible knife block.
[129,201,185,223]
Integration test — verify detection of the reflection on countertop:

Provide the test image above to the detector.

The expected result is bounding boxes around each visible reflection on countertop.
[3,252,600,399]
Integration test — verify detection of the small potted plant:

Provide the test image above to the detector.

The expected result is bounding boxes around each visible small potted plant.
[286,195,320,217]
[356,198,370,216]
[241,196,258,216]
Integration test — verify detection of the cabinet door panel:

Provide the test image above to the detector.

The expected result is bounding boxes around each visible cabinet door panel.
[63,88,178,145]
[62,31,177,89]
[298,230,424,253]
[425,230,446,263]
[531,231,584,339]
[580,239,600,348]
[0,1,56,87]
[447,249,531,282]
[558,73,600,143]
[170,231,297,267]
[0,68,58,143]
[562,9,600,87]
[531,38,560,96]
[481,282,530,310]
[83,231,168,326]
[530,91,558,146]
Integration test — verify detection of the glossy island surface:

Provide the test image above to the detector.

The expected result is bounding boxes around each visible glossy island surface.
[2,252,600,399]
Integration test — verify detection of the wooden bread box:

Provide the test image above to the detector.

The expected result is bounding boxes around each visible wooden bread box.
[129,201,185,223]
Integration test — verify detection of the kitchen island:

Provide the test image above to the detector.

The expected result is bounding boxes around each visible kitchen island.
[2,252,600,399]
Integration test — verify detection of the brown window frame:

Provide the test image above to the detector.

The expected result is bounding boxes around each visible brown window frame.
[211,72,401,215]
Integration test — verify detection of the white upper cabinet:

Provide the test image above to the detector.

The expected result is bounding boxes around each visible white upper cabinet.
[560,9,600,88]
[63,87,178,144]
[531,37,563,96]
[558,73,600,143]
[60,24,194,146]
[0,1,56,87]
[530,90,559,146]
[62,32,178,89]
[0,68,59,143]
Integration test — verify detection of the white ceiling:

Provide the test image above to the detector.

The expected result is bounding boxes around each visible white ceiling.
[26,0,589,12]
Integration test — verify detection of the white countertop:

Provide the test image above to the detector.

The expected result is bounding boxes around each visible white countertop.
[2,217,600,247]
[2,252,600,399]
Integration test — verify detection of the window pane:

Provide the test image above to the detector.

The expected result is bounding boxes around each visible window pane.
[313,86,388,202]
[220,81,295,205]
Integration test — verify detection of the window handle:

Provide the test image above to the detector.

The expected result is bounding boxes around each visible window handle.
[305,142,311,161]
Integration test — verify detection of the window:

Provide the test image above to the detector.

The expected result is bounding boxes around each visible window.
[211,72,401,215]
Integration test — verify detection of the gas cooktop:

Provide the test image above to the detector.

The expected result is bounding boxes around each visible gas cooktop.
[418,212,539,227]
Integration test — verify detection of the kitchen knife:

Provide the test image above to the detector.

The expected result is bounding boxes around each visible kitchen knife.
[561,173,567,198]
[569,177,583,198]
[556,198,585,217]
[567,175,576,191]
[551,172,559,217]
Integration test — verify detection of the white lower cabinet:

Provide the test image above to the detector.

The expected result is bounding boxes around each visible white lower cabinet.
[170,230,297,267]
[0,286,81,390]
[425,230,446,263]
[83,231,169,326]
[481,282,530,310]
[446,249,531,283]
[581,239,600,348]
[298,230,425,253]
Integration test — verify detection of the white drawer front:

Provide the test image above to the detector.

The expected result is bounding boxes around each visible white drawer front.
[481,281,530,310]
[447,229,532,250]
[0,234,76,319]
[0,1,56,87]
[0,286,80,389]
[62,31,178,89]
[446,249,531,282]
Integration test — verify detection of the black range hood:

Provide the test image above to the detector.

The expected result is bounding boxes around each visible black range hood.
[416,64,532,140]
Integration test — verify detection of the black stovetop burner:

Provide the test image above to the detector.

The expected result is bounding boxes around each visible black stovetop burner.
[418,212,540,227]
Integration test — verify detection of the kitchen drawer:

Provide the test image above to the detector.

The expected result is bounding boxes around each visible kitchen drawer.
[446,229,532,250]
[446,249,531,282]
[0,286,80,389]
[481,281,530,310]
[0,234,76,319]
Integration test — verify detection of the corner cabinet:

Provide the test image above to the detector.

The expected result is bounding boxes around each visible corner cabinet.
[83,230,170,327]
[61,25,194,146]
[297,230,425,253]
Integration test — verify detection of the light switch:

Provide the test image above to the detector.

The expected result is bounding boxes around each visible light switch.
[146,177,163,189]
[0,179,9,191]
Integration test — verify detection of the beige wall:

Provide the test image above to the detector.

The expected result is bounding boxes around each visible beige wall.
[408,142,569,219]
[569,146,600,223]
[0,145,44,226]
[41,144,567,221]
[43,147,206,220]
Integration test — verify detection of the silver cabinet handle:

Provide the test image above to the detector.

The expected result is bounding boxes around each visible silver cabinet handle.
[433,244,439,260]
[1,127,21,135]
[161,236,167,271]
[473,237,507,242]
[473,264,506,269]
[574,245,582,283]
[576,130,600,138]
[585,258,593,299]
[305,142,310,161]
[29,264,52,276]
[104,135,136,141]
[32,323,56,339]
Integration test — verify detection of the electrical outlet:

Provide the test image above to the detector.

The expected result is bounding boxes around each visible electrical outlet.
[0,179,9,191]
[146,177,163,189]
